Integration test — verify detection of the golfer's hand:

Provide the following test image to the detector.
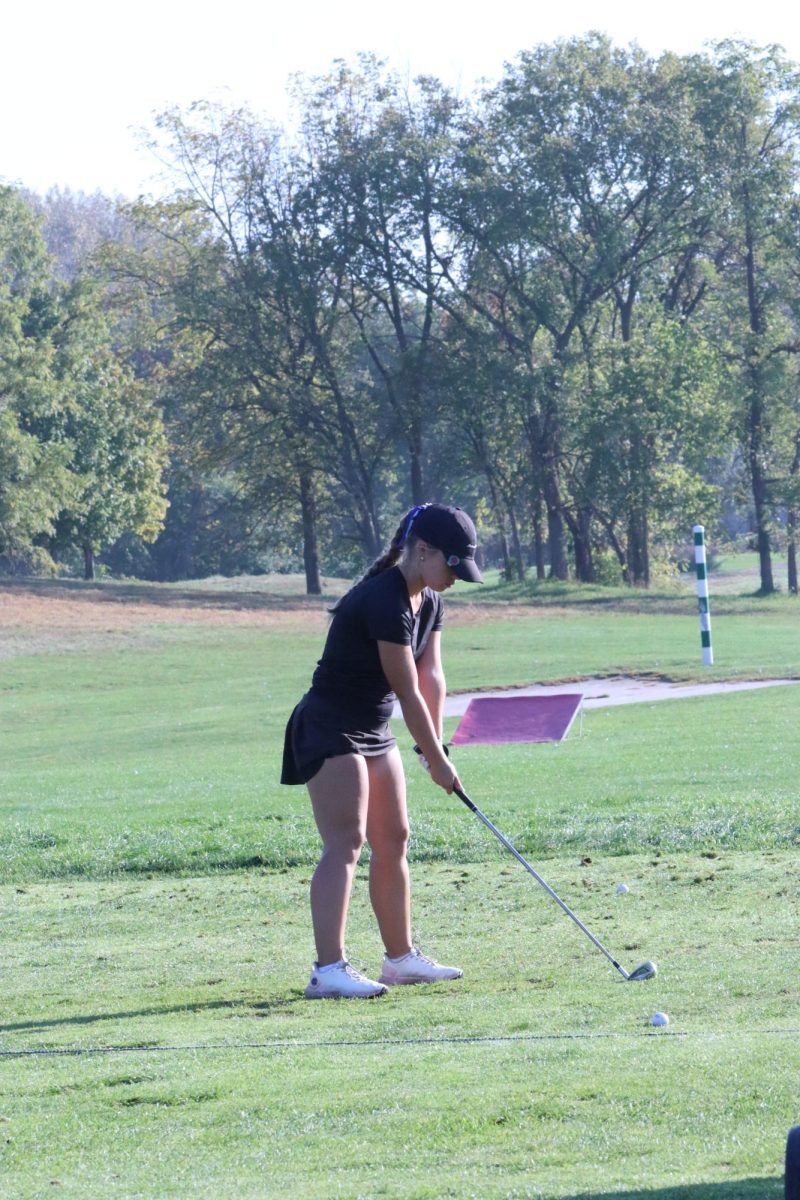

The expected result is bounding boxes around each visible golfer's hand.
[412,743,459,794]
[430,757,460,795]
[414,742,449,772]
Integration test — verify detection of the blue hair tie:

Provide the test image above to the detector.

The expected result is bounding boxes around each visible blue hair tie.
[399,503,430,547]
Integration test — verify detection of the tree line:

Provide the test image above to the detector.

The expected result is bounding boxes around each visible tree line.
[2,36,799,593]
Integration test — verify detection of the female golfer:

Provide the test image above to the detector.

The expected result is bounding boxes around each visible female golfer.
[281,503,482,998]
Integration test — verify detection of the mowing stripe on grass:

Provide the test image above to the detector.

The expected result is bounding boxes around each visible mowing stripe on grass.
[3,1027,799,1057]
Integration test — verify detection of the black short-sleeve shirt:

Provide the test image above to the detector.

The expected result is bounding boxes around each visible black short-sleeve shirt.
[280,566,443,784]
[310,565,443,719]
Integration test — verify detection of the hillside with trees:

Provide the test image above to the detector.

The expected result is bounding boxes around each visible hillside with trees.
[2,37,799,592]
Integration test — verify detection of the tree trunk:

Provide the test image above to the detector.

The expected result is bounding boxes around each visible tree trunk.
[539,360,569,580]
[542,465,568,580]
[163,486,203,581]
[83,544,95,581]
[357,505,383,562]
[532,500,546,580]
[485,477,513,580]
[523,363,568,580]
[750,451,774,594]
[606,522,628,582]
[571,507,595,583]
[299,472,321,595]
[320,375,384,562]
[746,368,774,593]
[409,419,425,507]
[507,504,526,582]
[788,508,798,595]
[627,509,649,587]
[546,507,568,579]
[498,526,512,580]
[786,438,799,595]
[743,196,774,595]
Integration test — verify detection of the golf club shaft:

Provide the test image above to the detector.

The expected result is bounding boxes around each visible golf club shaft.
[453,785,630,980]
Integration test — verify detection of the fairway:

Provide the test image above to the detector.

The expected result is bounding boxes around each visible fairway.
[1,577,798,1199]
[8,17,800,1200]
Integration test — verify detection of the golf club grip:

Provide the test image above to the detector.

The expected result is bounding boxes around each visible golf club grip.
[453,785,626,976]
[454,784,478,812]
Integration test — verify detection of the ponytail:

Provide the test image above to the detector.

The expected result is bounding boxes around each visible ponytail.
[329,505,429,611]
[360,517,407,582]
[361,503,431,582]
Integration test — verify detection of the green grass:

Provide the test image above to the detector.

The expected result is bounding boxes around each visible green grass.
[1,571,799,1197]
[1,611,798,881]
[444,607,799,686]
[6,677,798,881]
[1,856,798,1198]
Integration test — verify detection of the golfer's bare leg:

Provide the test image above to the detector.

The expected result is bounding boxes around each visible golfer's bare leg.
[366,747,412,959]
[307,754,368,966]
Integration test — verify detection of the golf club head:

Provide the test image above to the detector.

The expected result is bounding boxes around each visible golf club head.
[627,959,657,982]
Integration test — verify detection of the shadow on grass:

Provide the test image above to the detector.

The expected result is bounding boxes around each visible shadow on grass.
[570,1181,780,1199]
[0,576,336,611]
[0,994,303,1034]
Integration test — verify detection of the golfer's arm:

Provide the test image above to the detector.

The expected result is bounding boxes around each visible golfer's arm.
[378,640,448,768]
[414,631,445,739]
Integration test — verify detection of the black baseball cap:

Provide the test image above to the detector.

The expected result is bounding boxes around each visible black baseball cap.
[411,504,483,583]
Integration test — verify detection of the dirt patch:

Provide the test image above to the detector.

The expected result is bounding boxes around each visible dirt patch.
[0,582,332,659]
[0,582,571,657]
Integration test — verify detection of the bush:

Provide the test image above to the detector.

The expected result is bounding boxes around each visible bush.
[672,540,720,574]
[0,545,60,577]
[592,549,625,587]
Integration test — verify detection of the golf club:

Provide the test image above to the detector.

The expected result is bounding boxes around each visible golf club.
[453,784,657,982]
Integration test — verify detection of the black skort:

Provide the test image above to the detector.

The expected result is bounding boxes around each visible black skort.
[280,691,396,785]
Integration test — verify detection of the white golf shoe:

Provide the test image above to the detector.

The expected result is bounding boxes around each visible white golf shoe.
[304,959,388,999]
[379,948,463,986]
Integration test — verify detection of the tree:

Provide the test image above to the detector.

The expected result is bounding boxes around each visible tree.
[53,320,167,578]
[440,310,536,580]
[130,102,403,589]
[0,187,169,578]
[294,58,463,505]
[17,276,168,579]
[573,305,723,583]
[0,187,76,568]
[29,186,130,283]
[439,36,720,580]
[702,42,800,593]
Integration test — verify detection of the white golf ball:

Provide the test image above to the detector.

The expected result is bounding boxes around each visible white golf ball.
[616,883,629,893]
[651,1011,669,1027]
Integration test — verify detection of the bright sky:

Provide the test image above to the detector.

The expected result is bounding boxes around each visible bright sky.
[4,0,800,199]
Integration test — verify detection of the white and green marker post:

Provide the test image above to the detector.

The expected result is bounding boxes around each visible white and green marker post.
[693,524,713,665]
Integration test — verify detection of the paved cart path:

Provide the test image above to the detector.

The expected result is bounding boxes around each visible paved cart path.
[431,676,800,718]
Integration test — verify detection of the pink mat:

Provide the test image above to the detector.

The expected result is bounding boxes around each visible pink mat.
[450,694,583,745]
